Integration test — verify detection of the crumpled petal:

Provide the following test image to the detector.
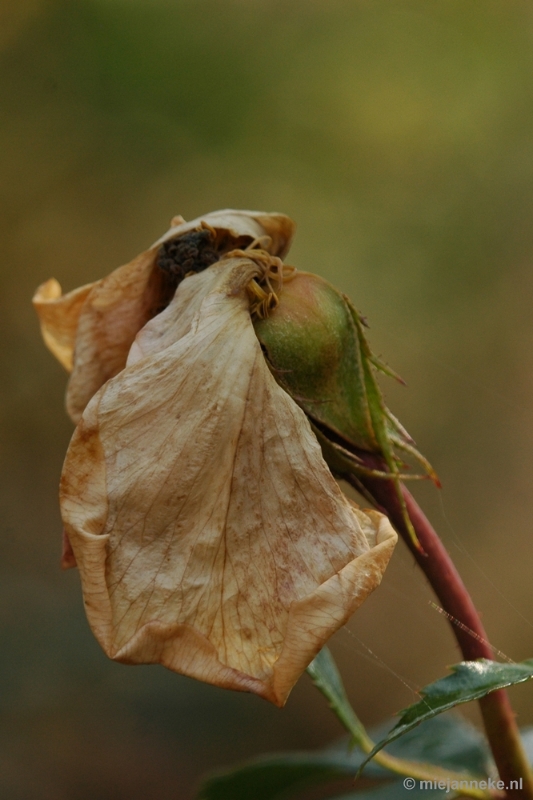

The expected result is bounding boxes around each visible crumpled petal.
[64,248,161,424]
[60,258,396,706]
[126,259,231,366]
[33,210,296,423]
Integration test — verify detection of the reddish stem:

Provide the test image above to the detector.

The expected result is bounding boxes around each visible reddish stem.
[345,461,533,800]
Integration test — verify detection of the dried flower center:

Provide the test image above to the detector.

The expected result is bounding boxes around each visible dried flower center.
[157,228,219,282]
[155,231,296,320]
[154,227,221,315]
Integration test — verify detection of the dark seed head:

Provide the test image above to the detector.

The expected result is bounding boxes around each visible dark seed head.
[153,228,220,315]
[157,229,219,281]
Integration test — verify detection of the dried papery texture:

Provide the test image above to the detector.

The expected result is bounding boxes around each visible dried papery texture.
[33,210,295,423]
[64,247,162,424]
[60,257,396,706]
[126,259,229,366]
[32,278,97,371]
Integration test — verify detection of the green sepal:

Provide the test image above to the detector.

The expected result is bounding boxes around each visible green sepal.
[346,300,425,549]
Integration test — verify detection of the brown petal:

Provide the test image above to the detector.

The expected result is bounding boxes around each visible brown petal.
[65,247,161,423]
[32,278,97,371]
[61,528,77,570]
[60,259,395,705]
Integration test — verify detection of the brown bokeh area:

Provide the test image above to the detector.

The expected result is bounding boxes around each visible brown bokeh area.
[2,2,533,797]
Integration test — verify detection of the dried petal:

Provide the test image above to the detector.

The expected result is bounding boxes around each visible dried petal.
[32,278,97,371]
[60,258,396,706]
[65,248,161,424]
[61,528,77,570]
[126,259,227,366]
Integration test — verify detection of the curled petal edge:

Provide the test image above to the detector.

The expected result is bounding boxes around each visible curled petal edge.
[67,508,395,706]
[32,278,97,372]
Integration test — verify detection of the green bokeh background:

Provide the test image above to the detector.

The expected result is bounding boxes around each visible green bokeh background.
[2,2,533,797]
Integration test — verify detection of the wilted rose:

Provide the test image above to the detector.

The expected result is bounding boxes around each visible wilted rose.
[33,210,397,706]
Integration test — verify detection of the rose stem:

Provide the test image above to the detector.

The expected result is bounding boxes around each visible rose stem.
[344,458,533,800]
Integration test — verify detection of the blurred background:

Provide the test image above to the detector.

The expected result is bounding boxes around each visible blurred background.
[2,1,533,797]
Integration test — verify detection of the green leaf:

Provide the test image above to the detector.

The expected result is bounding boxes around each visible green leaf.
[359,658,533,772]
[305,650,490,771]
[370,715,489,776]
[306,647,368,746]
[196,750,364,800]
[197,646,491,800]
[195,715,489,800]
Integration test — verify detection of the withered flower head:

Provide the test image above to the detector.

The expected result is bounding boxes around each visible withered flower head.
[33,210,295,423]
[33,210,397,707]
